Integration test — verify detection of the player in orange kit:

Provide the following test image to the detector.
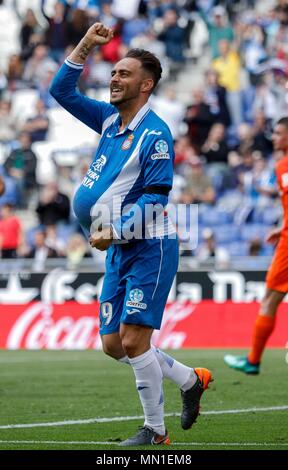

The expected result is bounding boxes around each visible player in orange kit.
[224,117,288,374]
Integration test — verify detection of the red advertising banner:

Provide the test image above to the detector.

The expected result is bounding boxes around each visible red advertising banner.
[0,301,287,349]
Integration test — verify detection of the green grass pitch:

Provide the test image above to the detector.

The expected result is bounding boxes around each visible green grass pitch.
[0,349,287,450]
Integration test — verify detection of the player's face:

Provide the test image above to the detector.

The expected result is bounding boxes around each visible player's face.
[110,58,150,106]
[272,124,288,151]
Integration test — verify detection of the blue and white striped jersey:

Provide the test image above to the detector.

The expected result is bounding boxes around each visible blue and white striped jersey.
[50,59,176,239]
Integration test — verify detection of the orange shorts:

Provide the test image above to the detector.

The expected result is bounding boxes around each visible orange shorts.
[266,236,288,292]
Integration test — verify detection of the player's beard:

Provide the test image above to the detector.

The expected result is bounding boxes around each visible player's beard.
[110,86,141,107]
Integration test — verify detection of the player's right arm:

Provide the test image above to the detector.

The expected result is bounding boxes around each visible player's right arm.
[49,23,115,134]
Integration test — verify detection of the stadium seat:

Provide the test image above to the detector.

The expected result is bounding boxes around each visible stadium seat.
[225,241,249,257]
[200,207,232,226]
[47,108,98,148]
[262,206,282,226]
[213,224,240,244]
[241,224,270,241]
[11,89,39,124]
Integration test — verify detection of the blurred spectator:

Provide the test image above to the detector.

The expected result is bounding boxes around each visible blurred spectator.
[66,233,92,269]
[212,39,243,126]
[67,8,89,47]
[19,8,44,52]
[101,21,123,63]
[23,44,58,86]
[198,4,234,59]
[45,223,66,256]
[21,99,49,142]
[0,0,20,71]
[252,79,278,122]
[86,50,112,89]
[36,182,70,225]
[204,68,231,127]
[41,0,69,62]
[111,0,141,21]
[249,237,264,256]
[0,203,22,259]
[236,123,255,154]
[201,122,228,164]
[37,68,59,108]
[174,135,195,172]
[158,9,187,76]
[150,86,185,140]
[180,155,216,205]
[4,132,37,206]
[251,111,273,156]
[241,22,268,86]
[184,88,214,148]
[6,55,24,90]
[242,151,277,207]
[0,68,7,98]
[100,2,118,29]
[121,13,149,46]
[196,227,230,268]
[0,100,16,143]
[25,228,58,272]
[130,29,167,70]
[230,146,254,189]
[0,166,19,208]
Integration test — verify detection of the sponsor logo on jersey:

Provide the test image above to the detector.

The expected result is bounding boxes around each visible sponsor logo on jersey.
[148,130,162,136]
[122,133,134,150]
[91,155,107,172]
[126,308,141,315]
[151,153,170,160]
[82,155,107,189]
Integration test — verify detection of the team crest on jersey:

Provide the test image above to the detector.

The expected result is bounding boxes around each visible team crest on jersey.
[122,134,134,150]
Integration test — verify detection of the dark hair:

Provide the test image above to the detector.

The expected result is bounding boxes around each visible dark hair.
[277,117,288,129]
[125,48,162,91]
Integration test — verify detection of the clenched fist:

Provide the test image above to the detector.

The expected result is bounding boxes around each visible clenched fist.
[85,23,114,47]
[68,23,114,64]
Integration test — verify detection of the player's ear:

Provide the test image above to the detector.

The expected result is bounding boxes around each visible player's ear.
[141,78,154,94]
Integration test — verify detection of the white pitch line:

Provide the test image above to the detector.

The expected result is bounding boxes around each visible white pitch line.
[0,440,287,447]
[0,405,287,430]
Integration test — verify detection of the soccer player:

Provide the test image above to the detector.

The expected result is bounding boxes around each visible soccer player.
[50,22,212,446]
[224,117,288,374]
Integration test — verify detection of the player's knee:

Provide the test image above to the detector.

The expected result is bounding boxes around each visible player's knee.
[121,337,136,357]
[260,295,279,316]
[101,338,121,359]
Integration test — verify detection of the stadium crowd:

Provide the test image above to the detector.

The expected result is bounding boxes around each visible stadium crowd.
[0,0,286,268]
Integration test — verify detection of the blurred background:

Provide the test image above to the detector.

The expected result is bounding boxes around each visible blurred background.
[0,0,286,272]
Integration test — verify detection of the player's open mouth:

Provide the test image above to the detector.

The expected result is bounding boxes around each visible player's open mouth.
[111,88,123,96]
